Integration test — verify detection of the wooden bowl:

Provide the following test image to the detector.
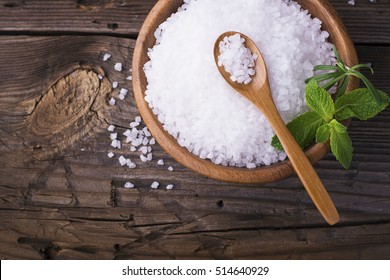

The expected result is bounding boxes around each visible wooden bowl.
[132,0,359,184]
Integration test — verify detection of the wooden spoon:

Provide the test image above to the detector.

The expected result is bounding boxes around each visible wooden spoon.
[214,31,340,225]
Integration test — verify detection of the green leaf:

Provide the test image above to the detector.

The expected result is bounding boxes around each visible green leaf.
[305,71,342,84]
[350,70,382,104]
[333,47,345,65]
[313,65,340,71]
[328,120,353,169]
[316,124,331,143]
[335,89,390,121]
[350,63,374,74]
[335,76,349,98]
[322,75,345,91]
[306,80,335,122]
[272,111,326,150]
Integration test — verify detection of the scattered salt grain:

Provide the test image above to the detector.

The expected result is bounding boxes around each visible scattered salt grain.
[166,184,174,190]
[120,88,128,95]
[139,146,148,154]
[246,163,256,169]
[135,116,142,123]
[103,53,111,61]
[144,0,334,168]
[124,182,135,189]
[130,122,140,128]
[107,152,115,158]
[147,153,153,161]
[118,93,126,100]
[119,156,127,166]
[151,181,159,189]
[149,138,156,145]
[147,146,152,153]
[168,166,174,172]
[347,0,355,5]
[157,159,164,166]
[114,62,122,71]
[110,133,118,140]
[127,75,133,81]
[109,98,116,106]
[112,81,118,88]
[107,125,115,132]
[130,146,137,152]
[111,139,121,149]
[140,154,148,162]
[98,74,103,80]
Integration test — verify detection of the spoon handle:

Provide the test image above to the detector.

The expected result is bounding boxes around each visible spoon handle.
[257,91,340,225]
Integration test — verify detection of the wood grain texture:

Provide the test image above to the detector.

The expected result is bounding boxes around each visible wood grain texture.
[0,0,389,43]
[0,0,389,260]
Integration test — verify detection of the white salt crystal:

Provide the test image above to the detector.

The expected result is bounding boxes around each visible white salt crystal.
[157,159,164,166]
[147,153,153,161]
[124,182,134,189]
[132,138,142,147]
[111,139,121,149]
[118,93,126,100]
[218,34,257,84]
[107,152,115,158]
[147,146,152,153]
[151,181,159,189]
[144,0,335,168]
[166,184,174,190]
[119,156,127,166]
[103,53,111,61]
[130,122,140,128]
[142,127,151,137]
[120,88,128,95]
[246,163,256,169]
[347,0,355,5]
[127,75,133,81]
[140,155,148,162]
[107,125,115,132]
[98,74,103,80]
[114,62,122,71]
[135,116,142,123]
[142,137,149,146]
[168,166,174,172]
[108,98,116,106]
[130,146,137,152]
[112,81,118,89]
[128,162,136,169]
[149,138,156,145]
[110,133,117,140]
[139,146,148,154]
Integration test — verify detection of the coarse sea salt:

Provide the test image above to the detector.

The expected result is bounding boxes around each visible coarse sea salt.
[114,62,123,71]
[144,0,335,168]
[124,182,135,189]
[218,34,257,84]
[103,53,111,61]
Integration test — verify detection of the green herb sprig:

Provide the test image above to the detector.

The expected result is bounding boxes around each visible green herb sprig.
[272,49,390,169]
[306,48,383,104]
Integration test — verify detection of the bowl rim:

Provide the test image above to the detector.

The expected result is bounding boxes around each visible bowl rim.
[132,0,359,184]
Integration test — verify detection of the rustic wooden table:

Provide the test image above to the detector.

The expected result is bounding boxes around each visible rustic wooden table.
[0,0,389,260]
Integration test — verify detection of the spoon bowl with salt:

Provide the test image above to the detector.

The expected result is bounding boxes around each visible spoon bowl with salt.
[214,31,340,225]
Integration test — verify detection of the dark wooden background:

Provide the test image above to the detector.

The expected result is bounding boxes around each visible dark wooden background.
[0,0,389,259]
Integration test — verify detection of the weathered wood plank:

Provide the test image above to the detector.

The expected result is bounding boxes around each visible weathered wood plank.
[0,35,389,259]
[0,0,389,44]
[0,0,156,36]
